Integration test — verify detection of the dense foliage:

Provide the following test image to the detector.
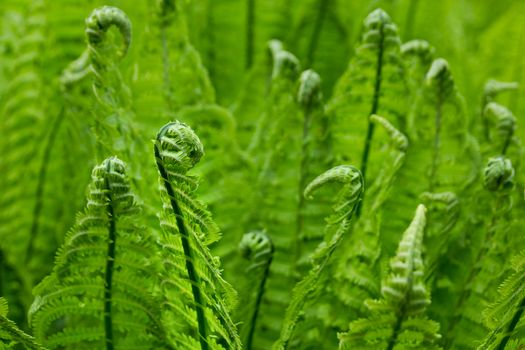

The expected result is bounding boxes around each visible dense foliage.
[1,0,524,349]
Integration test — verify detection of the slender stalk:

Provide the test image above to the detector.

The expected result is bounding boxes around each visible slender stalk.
[103,161,116,350]
[305,0,329,67]
[404,0,419,39]
[357,19,385,216]
[155,146,208,350]
[245,254,273,350]
[496,296,525,350]
[429,90,443,192]
[26,109,65,265]
[245,0,255,69]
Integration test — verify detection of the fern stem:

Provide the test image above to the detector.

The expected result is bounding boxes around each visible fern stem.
[25,109,65,265]
[357,17,385,216]
[496,295,525,350]
[246,253,273,350]
[160,20,172,108]
[245,0,255,69]
[404,0,419,39]
[155,147,209,350]
[429,89,443,191]
[103,161,116,350]
[305,0,329,67]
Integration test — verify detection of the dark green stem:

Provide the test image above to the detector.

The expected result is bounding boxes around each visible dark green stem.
[245,253,273,350]
[305,0,329,67]
[357,19,385,217]
[103,161,116,350]
[245,0,255,69]
[155,146,208,350]
[25,109,65,265]
[496,296,525,350]
[386,284,411,350]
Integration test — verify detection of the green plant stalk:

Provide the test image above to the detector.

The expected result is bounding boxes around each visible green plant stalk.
[103,161,116,350]
[245,0,255,69]
[26,109,65,265]
[155,145,208,350]
[305,0,329,67]
[246,253,273,350]
[429,89,443,192]
[357,18,385,217]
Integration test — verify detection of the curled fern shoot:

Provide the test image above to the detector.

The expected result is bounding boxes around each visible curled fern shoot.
[154,121,241,350]
[483,102,516,155]
[481,80,518,141]
[273,165,363,350]
[238,231,274,350]
[29,157,167,350]
[339,204,442,350]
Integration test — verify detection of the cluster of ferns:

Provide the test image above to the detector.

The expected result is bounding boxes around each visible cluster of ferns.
[0,1,524,350]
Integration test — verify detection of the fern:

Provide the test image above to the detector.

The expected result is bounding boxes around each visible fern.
[238,231,274,350]
[0,298,44,350]
[154,121,241,350]
[273,165,364,350]
[479,251,525,349]
[339,204,442,350]
[29,157,167,349]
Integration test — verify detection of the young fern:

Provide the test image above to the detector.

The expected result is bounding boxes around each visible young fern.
[339,204,442,350]
[238,231,274,350]
[483,102,516,155]
[154,121,241,350]
[479,250,525,349]
[273,165,364,350]
[29,157,167,350]
[327,8,407,204]
[444,156,516,349]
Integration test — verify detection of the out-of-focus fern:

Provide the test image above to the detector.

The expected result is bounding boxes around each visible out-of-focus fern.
[339,204,442,350]
[29,157,167,349]
[154,121,241,350]
[238,231,274,350]
[273,165,363,350]
[0,298,44,349]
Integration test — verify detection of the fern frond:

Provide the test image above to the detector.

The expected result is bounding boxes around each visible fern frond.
[274,165,363,350]
[339,204,442,350]
[327,8,407,198]
[0,298,44,350]
[444,156,516,349]
[154,121,241,350]
[479,251,525,349]
[29,157,167,349]
[238,231,274,350]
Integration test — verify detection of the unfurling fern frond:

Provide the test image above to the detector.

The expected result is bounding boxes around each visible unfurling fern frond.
[273,165,363,350]
[339,204,442,350]
[238,231,274,350]
[0,297,44,350]
[481,80,518,141]
[479,251,525,350]
[154,121,241,350]
[29,157,167,350]
[483,102,516,155]
[444,156,516,349]
[327,8,407,193]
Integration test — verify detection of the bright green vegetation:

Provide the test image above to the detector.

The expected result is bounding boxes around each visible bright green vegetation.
[0,1,524,349]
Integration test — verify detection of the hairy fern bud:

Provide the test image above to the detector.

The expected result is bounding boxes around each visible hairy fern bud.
[425,58,455,101]
[483,156,514,192]
[297,69,322,109]
[239,231,274,264]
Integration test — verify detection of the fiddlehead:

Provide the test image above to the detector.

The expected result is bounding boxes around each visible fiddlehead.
[154,121,241,350]
[274,165,363,350]
[481,80,518,141]
[483,102,516,155]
